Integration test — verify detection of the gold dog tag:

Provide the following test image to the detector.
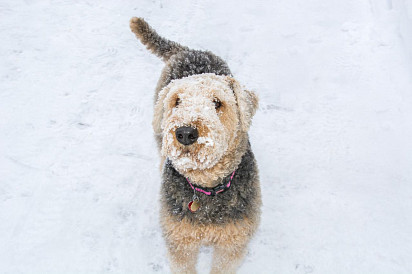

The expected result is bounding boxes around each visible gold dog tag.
[188,200,200,213]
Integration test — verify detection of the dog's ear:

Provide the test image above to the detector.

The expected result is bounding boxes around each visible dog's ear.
[226,77,259,132]
[152,85,171,135]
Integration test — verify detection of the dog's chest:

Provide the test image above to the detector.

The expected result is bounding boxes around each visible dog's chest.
[161,150,258,225]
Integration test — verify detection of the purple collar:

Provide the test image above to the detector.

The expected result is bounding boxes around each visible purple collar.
[185,170,236,196]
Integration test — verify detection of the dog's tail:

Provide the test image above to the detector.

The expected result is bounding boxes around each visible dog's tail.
[130,17,189,62]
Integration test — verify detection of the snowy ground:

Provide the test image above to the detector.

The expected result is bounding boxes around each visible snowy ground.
[1,0,412,273]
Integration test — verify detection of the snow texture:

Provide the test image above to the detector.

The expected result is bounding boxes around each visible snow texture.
[1,0,412,273]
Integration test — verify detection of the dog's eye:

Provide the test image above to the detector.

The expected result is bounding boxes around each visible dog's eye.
[213,99,222,109]
[175,97,181,107]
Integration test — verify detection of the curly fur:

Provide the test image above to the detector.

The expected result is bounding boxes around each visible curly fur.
[162,148,261,224]
[130,17,261,274]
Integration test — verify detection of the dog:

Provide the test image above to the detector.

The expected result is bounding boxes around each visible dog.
[130,17,261,274]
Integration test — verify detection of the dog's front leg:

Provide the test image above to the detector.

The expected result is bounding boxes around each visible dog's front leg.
[166,239,200,274]
[210,243,247,274]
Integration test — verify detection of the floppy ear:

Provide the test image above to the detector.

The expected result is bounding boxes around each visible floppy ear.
[152,85,171,135]
[226,77,259,132]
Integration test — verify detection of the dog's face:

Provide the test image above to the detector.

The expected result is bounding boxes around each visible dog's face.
[153,74,258,172]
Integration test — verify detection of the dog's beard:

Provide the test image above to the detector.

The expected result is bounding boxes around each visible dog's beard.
[162,122,230,171]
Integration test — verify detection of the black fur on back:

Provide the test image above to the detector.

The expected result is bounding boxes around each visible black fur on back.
[158,50,232,91]
[168,50,232,80]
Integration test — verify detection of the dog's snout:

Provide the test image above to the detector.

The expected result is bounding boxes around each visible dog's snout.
[175,127,199,146]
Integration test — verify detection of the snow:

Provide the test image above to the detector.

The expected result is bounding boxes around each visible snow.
[1,0,412,273]
[197,137,214,147]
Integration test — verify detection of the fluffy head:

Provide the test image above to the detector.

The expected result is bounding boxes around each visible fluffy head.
[153,73,258,183]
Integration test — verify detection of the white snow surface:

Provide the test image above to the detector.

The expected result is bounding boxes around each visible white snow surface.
[1,0,412,273]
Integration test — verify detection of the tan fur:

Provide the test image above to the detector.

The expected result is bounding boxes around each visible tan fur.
[227,77,259,132]
[153,74,258,187]
[160,207,260,274]
[182,132,248,187]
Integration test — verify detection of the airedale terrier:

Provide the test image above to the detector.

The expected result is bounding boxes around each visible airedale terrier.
[130,17,261,274]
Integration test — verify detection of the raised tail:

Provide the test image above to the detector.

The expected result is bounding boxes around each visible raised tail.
[130,17,189,62]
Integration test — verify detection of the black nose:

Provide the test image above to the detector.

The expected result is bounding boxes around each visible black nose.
[175,126,199,146]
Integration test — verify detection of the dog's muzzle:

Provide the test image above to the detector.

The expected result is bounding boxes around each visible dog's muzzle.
[175,126,199,146]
